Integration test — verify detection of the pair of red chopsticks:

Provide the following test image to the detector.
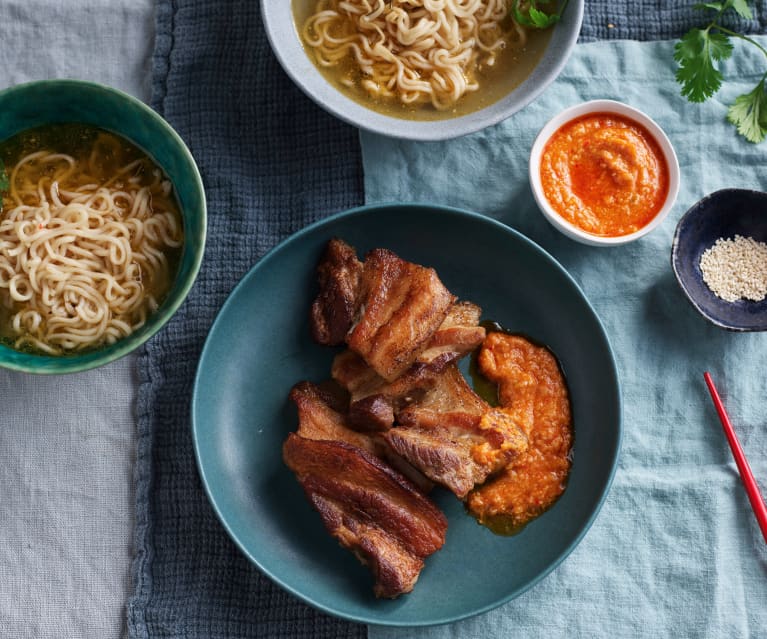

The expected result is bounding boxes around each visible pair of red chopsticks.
[704,372,767,544]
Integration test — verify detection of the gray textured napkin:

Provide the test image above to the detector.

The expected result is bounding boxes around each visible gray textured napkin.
[129,1,767,638]
[128,1,364,637]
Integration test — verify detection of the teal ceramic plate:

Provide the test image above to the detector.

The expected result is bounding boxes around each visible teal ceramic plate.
[192,204,621,626]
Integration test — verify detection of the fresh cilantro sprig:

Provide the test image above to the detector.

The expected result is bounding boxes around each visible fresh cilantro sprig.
[674,0,767,143]
[512,0,569,29]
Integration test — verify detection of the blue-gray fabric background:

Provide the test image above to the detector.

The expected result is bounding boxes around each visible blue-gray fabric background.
[129,2,767,638]
[363,33,767,639]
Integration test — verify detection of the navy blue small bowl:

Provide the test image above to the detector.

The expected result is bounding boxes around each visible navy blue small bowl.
[672,189,767,331]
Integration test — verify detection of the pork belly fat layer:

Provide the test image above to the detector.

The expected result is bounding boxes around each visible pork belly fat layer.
[347,248,456,381]
[310,238,363,346]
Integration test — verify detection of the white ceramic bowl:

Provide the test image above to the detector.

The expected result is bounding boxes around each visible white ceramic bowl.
[262,0,583,141]
[529,99,680,246]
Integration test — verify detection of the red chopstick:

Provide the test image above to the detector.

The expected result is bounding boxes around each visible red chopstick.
[704,372,767,544]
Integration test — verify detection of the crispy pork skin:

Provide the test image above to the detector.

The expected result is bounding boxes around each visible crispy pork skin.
[283,434,447,598]
[310,238,363,346]
[347,248,455,381]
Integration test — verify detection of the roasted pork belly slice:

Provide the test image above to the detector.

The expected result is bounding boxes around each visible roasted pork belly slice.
[417,301,486,365]
[283,434,447,598]
[348,248,456,381]
[331,350,452,431]
[305,492,425,598]
[385,409,528,499]
[290,381,377,454]
[310,238,363,346]
[386,365,528,499]
[290,379,434,492]
[331,302,485,431]
[397,362,488,428]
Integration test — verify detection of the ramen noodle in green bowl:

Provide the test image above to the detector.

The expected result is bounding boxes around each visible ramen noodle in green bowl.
[0,80,206,374]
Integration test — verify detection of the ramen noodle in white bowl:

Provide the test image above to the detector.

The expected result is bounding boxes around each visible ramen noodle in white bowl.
[0,124,184,355]
[294,0,554,119]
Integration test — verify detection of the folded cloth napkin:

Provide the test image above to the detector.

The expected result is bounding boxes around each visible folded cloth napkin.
[362,34,767,639]
[129,1,767,638]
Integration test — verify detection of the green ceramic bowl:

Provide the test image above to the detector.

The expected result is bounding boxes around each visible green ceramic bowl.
[0,80,206,374]
[192,203,621,626]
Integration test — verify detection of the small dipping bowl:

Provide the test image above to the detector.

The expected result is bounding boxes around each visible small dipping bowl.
[529,99,680,246]
[672,189,767,331]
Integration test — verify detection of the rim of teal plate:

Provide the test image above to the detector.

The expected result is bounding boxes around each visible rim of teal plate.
[0,79,207,374]
[191,202,623,627]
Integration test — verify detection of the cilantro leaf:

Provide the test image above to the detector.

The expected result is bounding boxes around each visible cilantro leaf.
[730,0,754,19]
[676,0,765,143]
[674,28,732,102]
[529,6,559,28]
[0,160,9,194]
[727,78,767,143]
[693,2,724,11]
[512,0,568,29]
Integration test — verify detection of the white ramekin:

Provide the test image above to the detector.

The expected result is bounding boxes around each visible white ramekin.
[529,99,680,246]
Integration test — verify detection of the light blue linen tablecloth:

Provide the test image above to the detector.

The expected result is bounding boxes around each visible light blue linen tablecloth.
[363,37,767,639]
[0,2,153,637]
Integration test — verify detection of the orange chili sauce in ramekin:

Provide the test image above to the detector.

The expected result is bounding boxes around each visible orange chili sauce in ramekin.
[539,112,670,237]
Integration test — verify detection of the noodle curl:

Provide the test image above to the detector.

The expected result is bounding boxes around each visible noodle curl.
[302,0,526,110]
[0,135,183,354]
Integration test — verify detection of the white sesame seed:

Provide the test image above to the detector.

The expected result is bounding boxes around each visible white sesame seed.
[699,235,767,302]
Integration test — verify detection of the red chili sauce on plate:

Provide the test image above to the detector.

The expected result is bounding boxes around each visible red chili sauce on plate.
[540,112,670,237]
[467,331,573,535]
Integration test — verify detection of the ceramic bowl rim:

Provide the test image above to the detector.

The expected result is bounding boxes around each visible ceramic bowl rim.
[260,0,584,141]
[0,79,207,374]
[528,99,681,246]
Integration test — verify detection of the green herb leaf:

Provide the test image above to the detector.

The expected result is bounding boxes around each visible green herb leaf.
[730,0,754,19]
[512,0,568,30]
[727,78,767,142]
[674,28,732,102]
[676,0,764,143]
[528,6,559,28]
[693,2,724,11]
[0,160,9,194]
